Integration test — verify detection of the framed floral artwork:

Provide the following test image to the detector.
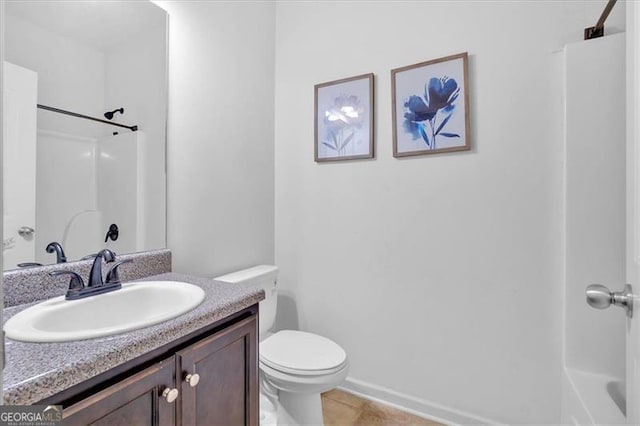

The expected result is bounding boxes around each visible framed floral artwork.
[391,52,470,157]
[314,73,374,162]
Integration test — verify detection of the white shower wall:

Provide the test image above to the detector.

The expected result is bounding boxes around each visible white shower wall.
[36,130,98,264]
[37,131,147,261]
[98,131,146,255]
[561,33,626,425]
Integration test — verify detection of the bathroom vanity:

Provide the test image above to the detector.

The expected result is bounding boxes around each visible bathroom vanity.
[3,266,264,426]
[61,310,258,426]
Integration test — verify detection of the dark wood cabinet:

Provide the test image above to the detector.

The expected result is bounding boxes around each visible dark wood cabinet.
[57,310,258,426]
[177,317,258,426]
[63,358,175,426]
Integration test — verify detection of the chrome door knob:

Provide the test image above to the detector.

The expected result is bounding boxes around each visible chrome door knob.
[185,373,200,387]
[161,387,179,403]
[17,226,35,238]
[586,284,614,309]
[586,284,634,318]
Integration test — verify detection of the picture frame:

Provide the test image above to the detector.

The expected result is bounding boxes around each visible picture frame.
[314,73,374,162]
[391,52,470,157]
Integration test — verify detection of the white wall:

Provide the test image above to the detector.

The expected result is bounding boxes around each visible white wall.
[274,1,624,424]
[155,1,275,276]
[104,25,167,251]
[4,14,105,137]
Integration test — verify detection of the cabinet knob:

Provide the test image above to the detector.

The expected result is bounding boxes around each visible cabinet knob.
[185,373,200,387]
[162,387,179,403]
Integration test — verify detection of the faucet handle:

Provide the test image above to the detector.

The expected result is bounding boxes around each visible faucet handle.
[17,262,43,268]
[106,259,133,284]
[104,224,119,243]
[50,270,85,297]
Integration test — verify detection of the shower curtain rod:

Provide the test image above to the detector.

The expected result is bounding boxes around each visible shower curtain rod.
[584,0,617,40]
[37,104,138,132]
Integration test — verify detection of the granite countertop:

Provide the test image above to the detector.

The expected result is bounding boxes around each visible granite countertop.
[3,272,265,405]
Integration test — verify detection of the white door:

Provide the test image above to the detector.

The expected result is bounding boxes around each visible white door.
[2,62,38,269]
[626,2,640,424]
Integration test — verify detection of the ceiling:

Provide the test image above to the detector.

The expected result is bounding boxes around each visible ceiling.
[5,1,167,51]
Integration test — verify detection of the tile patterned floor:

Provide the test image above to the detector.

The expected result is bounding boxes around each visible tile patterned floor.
[321,389,445,426]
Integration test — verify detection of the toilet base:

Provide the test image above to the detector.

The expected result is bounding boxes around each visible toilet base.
[277,391,324,425]
[260,393,278,426]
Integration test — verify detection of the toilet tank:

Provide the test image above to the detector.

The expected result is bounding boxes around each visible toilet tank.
[214,265,278,337]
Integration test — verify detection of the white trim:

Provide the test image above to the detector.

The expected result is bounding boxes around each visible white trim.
[627,1,640,423]
[339,377,505,426]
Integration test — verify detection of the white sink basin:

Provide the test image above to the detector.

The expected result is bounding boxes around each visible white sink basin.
[4,281,206,342]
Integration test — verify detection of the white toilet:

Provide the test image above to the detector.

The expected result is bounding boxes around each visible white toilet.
[214,265,349,425]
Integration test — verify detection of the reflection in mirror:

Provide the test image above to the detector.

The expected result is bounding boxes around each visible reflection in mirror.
[2,1,168,270]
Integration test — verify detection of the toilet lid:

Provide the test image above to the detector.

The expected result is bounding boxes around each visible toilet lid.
[260,330,347,373]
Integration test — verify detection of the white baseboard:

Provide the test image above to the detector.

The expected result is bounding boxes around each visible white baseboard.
[339,377,504,426]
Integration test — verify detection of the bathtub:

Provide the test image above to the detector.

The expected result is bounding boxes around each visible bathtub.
[561,368,625,425]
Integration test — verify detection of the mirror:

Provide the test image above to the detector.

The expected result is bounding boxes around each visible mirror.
[2,1,168,270]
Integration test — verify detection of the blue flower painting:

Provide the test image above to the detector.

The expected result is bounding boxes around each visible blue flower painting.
[392,53,469,157]
[403,76,460,150]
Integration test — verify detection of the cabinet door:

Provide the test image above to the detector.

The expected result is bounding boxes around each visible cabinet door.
[177,316,258,426]
[63,358,176,426]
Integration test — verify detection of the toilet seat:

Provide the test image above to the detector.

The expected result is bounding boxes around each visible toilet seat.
[259,355,350,396]
[260,359,348,376]
[260,330,347,376]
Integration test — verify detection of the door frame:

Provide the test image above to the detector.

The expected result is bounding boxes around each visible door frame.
[627,0,639,424]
